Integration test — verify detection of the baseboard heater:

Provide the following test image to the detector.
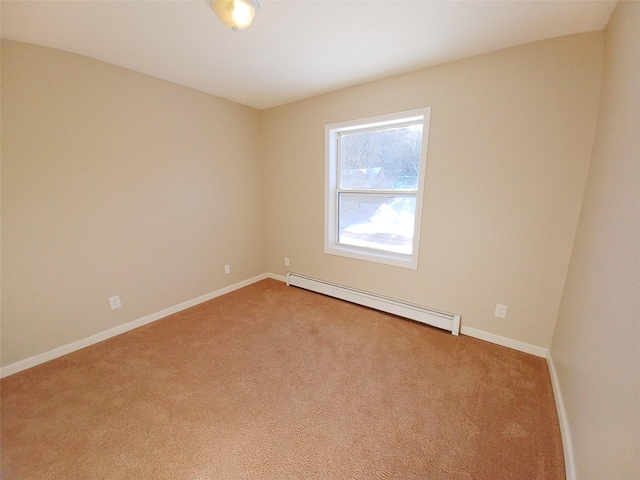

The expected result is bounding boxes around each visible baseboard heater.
[286,273,460,335]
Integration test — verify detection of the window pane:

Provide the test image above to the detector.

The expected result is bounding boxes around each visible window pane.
[338,193,416,255]
[340,125,422,190]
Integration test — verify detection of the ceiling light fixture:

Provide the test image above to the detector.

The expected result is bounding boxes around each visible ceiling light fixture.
[213,0,260,32]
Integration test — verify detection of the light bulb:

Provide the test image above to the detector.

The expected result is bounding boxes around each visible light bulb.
[231,0,252,27]
[212,0,258,31]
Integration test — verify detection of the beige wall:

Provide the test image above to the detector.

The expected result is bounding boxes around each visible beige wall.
[550,2,640,479]
[262,33,603,349]
[1,30,617,368]
[1,40,266,366]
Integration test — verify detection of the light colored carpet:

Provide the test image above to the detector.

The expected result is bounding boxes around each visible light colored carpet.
[1,279,565,479]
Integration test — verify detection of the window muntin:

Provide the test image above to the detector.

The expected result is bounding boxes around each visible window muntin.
[325,108,431,269]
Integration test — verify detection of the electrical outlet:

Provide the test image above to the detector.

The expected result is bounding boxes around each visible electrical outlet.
[284,257,290,267]
[224,265,231,274]
[109,295,122,310]
[494,303,508,319]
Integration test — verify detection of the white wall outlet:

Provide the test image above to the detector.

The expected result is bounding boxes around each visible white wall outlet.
[495,303,508,319]
[284,257,290,267]
[109,295,122,310]
[224,264,231,274]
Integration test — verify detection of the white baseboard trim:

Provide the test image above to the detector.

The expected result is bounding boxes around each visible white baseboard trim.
[267,272,287,282]
[0,273,272,379]
[546,352,576,480]
[1,272,550,377]
[460,326,549,358]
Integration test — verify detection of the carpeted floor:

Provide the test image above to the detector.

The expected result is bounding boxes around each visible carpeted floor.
[1,279,565,479]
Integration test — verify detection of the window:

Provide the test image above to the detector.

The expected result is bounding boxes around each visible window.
[325,108,431,269]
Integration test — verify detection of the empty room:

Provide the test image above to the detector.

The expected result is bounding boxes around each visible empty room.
[1,1,638,479]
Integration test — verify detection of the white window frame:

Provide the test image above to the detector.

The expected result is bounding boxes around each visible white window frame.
[324,107,431,269]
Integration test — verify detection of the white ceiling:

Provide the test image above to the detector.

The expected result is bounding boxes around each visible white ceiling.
[1,0,616,110]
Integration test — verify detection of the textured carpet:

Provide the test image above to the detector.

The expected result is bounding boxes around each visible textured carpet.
[1,279,565,479]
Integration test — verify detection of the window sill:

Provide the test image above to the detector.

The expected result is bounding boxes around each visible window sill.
[324,243,418,270]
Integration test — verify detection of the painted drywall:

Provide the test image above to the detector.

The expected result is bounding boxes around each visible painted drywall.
[1,40,266,367]
[549,2,640,478]
[262,33,603,349]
